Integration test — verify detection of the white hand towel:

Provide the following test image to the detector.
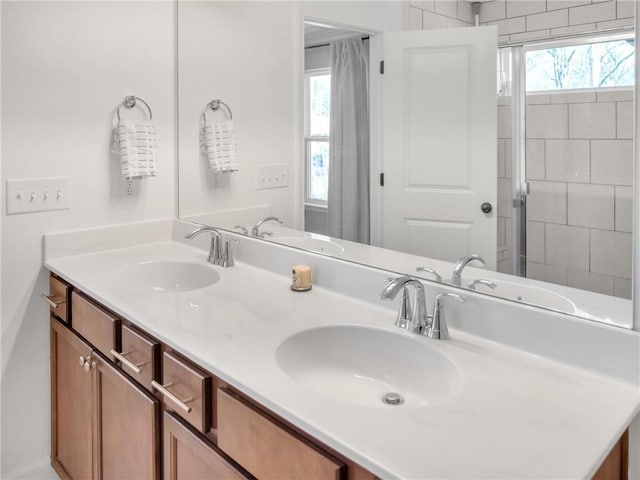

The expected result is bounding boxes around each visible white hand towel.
[200,120,238,173]
[113,121,158,179]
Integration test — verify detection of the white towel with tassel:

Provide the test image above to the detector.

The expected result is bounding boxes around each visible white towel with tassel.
[112,121,158,179]
[200,120,238,173]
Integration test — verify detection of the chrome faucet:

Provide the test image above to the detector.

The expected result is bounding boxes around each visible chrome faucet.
[251,216,283,237]
[381,276,466,340]
[468,279,497,291]
[185,226,234,267]
[380,276,428,334]
[451,254,485,286]
[416,266,442,282]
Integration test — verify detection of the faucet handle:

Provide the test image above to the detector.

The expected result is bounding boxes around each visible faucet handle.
[221,239,237,268]
[468,279,497,290]
[395,287,414,330]
[259,231,273,238]
[416,266,442,282]
[233,225,248,235]
[425,293,465,340]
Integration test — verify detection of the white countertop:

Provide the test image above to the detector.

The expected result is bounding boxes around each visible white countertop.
[46,240,640,479]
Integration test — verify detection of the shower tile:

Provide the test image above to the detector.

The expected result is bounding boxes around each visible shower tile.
[550,92,596,104]
[616,101,633,139]
[489,16,526,35]
[526,261,567,286]
[614,186,633,233]
[527,181,567,224]
[497,178,512,218]
[567,183,614,230]
[497,256,513,274]
[498,105,512,139]
[457,0,473,23]
[545,140,589,183]
[497,139,506,178]
[423,10,447,28]
[497,216,506,247]
[505,217,512,248]
[505,139,513,178]
[526,94,550,105]
[525,140,545,181]
[591,140,633,186]
[526,104,568,139]
[507,0,545,17]
[435,0,458,18]
[596,90,633,102]
[566,269,614,296]
[614,277,632,299]
[616,0,635,19]
[569,102,616,138]
[568,1,615,25]
[411,0,435,11]
[591,229,632,279]
[545,223,590,270]
[526,221,545,264]
[526,9,568,31]
[546,0,590,11]
[409,7,423,29]
[480,0,506,22]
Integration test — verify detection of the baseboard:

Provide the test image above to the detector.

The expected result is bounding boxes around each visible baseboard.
[4,457,56,479]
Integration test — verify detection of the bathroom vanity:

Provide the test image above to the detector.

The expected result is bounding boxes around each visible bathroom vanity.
[43,221,639,479]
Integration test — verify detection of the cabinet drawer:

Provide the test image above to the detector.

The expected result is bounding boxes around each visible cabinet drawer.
[163,411,250,480]
[71,292,120,358]
[113,324,160,392]
[45,275,70,323]
[154,351,211,433]
[217,388,346,480]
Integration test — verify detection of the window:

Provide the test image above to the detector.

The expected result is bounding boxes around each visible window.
[305,69,331,206]
[526,36,635,92]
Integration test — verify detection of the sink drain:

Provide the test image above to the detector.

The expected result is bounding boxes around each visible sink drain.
[382,392,404,405]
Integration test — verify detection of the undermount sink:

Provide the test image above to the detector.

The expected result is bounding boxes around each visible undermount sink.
[273,236,344,256]
[114,260,219,293]
[275,325,462,408]
[458,278,577,313]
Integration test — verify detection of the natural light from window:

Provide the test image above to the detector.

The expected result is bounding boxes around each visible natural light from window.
[306,71,331,204]
[526,38,635,92]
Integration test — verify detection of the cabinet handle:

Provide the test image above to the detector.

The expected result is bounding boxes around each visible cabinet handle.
[151,380,193,413]
[110,350,142,374]
[41,293,65,309]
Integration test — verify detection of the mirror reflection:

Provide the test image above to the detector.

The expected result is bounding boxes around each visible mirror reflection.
[178,0,635,328]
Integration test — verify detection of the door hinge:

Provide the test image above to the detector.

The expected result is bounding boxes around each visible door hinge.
[380,60,385,74]
[380,173,385,186]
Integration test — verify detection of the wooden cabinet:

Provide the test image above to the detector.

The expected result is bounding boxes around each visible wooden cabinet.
[592,431,629,480]
[50,318,94,480]
[94,353,160,479]
[51,315,160,479]
[163,412,250,480]
[217,388,346,480]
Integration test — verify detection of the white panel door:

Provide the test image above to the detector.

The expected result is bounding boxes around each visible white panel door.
[380,27,497,269]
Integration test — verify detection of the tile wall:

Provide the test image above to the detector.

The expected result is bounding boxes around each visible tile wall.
[523,88,633,298]
[407,0,475,29]
[479,0,635,43]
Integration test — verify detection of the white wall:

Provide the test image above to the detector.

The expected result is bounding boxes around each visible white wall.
[407,0,474,29]
[1,1,176,475]
[178,2,299,226]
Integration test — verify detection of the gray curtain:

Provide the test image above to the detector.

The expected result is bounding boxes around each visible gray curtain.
[328,38,370,244]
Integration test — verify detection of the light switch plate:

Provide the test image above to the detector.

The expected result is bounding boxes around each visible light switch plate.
[256,164,289,190]
[6,177,71,215]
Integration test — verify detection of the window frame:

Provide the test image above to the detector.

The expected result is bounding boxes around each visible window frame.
[523,31,635,94]
[304,67,331,208]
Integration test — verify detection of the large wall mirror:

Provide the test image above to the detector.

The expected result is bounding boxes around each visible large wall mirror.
[178,0,635,329]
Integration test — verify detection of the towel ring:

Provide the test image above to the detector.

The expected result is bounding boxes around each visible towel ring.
[117,95,153,122]
[202,99,233,122]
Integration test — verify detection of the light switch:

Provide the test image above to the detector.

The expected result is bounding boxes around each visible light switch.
[256,164,289,190]
[6,177,71,215]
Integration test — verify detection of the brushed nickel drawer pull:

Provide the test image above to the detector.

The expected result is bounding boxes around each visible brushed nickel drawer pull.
[151,380,193,413]
[110,350,142,374]
[41,293,65,309]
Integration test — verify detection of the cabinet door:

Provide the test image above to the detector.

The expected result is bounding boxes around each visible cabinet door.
[163,412,250,480]
[94,353,160,480]
[51,318,94,480]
